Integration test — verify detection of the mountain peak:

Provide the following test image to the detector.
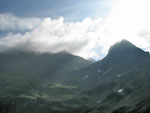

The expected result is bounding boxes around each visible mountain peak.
[108,39,136,54]
[105,39,149,62]
[118,39,134,46]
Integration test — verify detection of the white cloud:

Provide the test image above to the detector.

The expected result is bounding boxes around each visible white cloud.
[0,0,150,59]
[0,13,41,30]
[0,15,103,59]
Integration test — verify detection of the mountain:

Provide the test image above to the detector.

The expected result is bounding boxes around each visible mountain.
[105,39,149,68]
[0,51,92,81]
[0,39,150,113]
[0,51,92,113]
[88,58,96,63]
[74,39,150,113]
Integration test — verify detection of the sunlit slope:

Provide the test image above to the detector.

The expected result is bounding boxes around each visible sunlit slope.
[0,51,92,113]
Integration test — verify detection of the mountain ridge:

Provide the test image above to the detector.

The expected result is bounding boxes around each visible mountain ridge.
[74,39,150,113]
[0,39,150,113]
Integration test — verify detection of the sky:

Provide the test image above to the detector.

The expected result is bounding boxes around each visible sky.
[0,0,150,60]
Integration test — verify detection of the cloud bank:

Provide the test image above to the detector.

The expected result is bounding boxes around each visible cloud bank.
[0,13,41,30]
[0,14,103,58]
[0,0,150,59]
